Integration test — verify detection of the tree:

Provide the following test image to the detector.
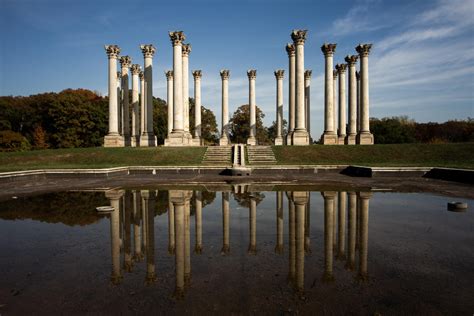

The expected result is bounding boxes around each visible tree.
[188,98,219,145]
[152,97,168,145]
[267,119,288,142]
[33,125,48,149]
[229,104,270,144]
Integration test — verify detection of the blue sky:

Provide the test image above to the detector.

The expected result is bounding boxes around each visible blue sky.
[1,0,473,138]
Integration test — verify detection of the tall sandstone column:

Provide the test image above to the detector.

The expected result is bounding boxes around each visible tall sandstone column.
[321,43,338,145]
[104,45,124,147]
[247,69,257,146]
[131,64,141,146]
[166,70,174,137]
[345,55,359,144]
[139,71,145,137]
[192,70,202,144]
[182,44,192,136]
[274,70,284,145]
[333,70,338,137]
[304,70,312,142]
[356,44,374,145]
[336,64,347,145]
[116,71,122,136]
[120,56,131,146]
[139,44,157,146]
[285,43,296,145]
[219,70,230,146]
[291,30,309,145]
[356,71,361,133]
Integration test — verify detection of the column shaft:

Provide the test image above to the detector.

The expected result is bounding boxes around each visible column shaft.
[193,72,202,139]
[166,71,174,136]
[291,30,309,145]
[219,70,229,146]
[321,43,338,145]
[247,70,257,145]
[356,44,374,144]
[286,44,296,145]
[346,55,358,145]
[182,51,190,133]
[275,71,284,145]
[337,65,347,144]
[173,44,184,131]
[107,56,119,135]
[140,72,145,136]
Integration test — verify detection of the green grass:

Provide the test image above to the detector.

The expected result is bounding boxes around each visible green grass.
[272,143,474,169]
[0,147,207,172]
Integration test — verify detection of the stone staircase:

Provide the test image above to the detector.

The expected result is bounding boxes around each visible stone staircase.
[202,146,232,165]
[247,146,277,165]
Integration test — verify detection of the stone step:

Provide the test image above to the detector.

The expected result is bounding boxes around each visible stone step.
[246,146,277,165]
[201,146,232,165]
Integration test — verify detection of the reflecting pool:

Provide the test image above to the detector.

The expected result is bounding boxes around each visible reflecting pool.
[0,186,473,314]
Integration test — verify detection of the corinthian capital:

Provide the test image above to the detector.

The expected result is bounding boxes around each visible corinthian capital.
[139,71,144,80]
[165,70,173,80]
[285,43,296,57]
[182,43,192,57]
[169,31,186,46]
[291,29,307,45]
[304,70,312,80]
[247,69,257,80]
[131,64,141,75]
[356,43,372,57]
[105,45,120,58]
[344,55,359,66]
[336,63,347,74]
[274,69,284,80]
[192,70,202,79]
[140,44,156,58]
[119,56,132,68]
[321,43,337,56]
[333,69,338,79]
[220,69,230,80]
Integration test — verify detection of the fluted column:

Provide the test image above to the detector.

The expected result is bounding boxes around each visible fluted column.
[168,200,175,254]
[274,70,284,145]
[104,45,124,147]
[275,191,284,254]
[291,30,309,145]
[182,44,191,135]
[139,71,145,137]
[131,64,141,147]
[356,71,361,133]
[345,55,359,144]
[321,43,338,145]
[219,70,230,146]
[336,64,347,145]
[304,70,312,142]
[286,43,296,145]
[333,70,338,137]
[166,70,174,137]
[336,191,346,260]
[291,192,308,295]
[139,44,157,147]
[322,191,336,282]
[221,192,230,254]
[195,191,203,254]
[357,192,372,280]
[248,196,257,254]
[105,190,123,284]
[356,44,374,145]
[345,192,357,270]
[247,69,257,146]
[193,70,202,143]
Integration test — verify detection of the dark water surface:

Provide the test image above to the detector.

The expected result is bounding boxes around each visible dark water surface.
[0,187,473,315]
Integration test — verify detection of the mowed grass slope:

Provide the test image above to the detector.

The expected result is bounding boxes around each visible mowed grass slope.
[272,143,474,169]
[0,147,207,172]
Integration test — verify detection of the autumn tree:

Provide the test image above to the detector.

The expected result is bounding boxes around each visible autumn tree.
[228,104,270,145]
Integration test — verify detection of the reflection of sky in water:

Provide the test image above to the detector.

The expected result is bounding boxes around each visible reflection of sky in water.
[0,190,473,314]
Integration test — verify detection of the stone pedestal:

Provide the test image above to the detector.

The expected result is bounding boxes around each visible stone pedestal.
[219,70,230,146]
[274,70,284,145]
[104,45,124,147]
[356,44,374,145]
[320,43,338,145]
[247,69,257,146]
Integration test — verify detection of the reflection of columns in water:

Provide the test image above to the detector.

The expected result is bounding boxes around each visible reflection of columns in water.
[141,194,148,254]
[304,193,311,254]
[286,192,296,284]
[357,192,371,280]
[292,192,308,294]
[333,197,337,251]
[106,190,124,284]
[275,191,284,254]
[195,191,203,254]
[337,191,346,260]
[142,190,156,284]
[248,196,257,254]
[123,191,133,272]
[132,190,143,262]
[221,192,230,254]
[168,201,175,254]
[345,192,357,270]
[184,197,191,284]
[322,191,336,282]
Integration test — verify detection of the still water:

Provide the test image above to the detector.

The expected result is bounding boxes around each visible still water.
[0,186,473,315]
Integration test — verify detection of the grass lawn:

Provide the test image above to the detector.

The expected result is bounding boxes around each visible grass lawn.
[272,143,474,169]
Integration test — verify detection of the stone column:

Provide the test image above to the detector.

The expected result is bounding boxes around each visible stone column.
[221,192,230,254]
[248,196,257,254]
[287,192,296,284]
[219,70,230,146]
[143,190,156,284]
[105,190,123,284]
[356,44,374,145]
[117,71,122,135]
[291,192,308,295]
[356,71,361,133]
[321,43,338,145]
[304,70,312,143]
[168,201,175,254]
[182,44,192,136]
[247,69,257,146]
[195,191,203,254]
[322,191,336,282]
[139,71,145,137]
[336,191,346,260]
[192,70,202,144]
[357,192,372,280]
[345,55,359,145]
[104,45,124,147]
[166,70,174,137]
[285,43,296,145]
[291,30,309,145]
[274,70,284,145]
[336,64,347,145]
[333,70,338,138]
[275,191,284,254]
[345,192,357,270]
[139,44,157,147]
[119,56,131,146]
[131,64,141,147]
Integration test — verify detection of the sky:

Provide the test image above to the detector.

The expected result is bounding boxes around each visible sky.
[1,0,473,138]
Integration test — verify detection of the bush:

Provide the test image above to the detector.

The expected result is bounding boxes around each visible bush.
[0,130,31,152]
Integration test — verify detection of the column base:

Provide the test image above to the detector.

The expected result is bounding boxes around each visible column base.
[345,134,356,145]
[274,136,284,146]
[104,134,124,147]
[246,136,257,146]
[292,129,309,146]
[131,135,140,147]
[191,137,203,146]
[139,134,157,147]
[321,132,338,145]
[164,131,192,146]
[286,132,293,145]
[338,135,346,145]
[356,132,374,145]
[219,135,230,146]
